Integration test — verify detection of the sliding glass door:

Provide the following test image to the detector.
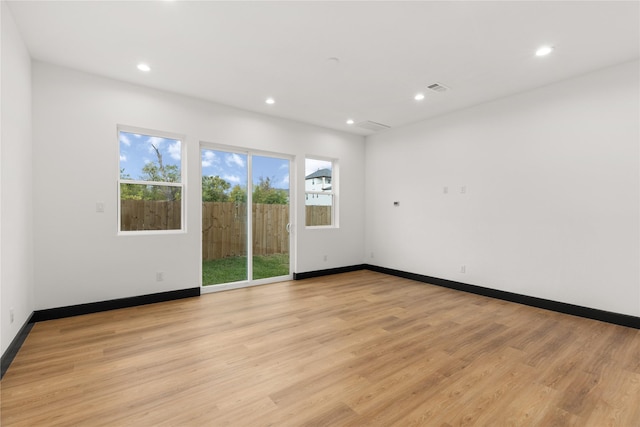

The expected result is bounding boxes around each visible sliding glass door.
[201,147,291,289]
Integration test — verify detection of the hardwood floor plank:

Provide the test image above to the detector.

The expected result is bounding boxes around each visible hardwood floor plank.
[1,270,638,426]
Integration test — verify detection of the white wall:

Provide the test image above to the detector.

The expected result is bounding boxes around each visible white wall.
[32,62,365,310]
[1,2,35,354]
[365,60,640,317]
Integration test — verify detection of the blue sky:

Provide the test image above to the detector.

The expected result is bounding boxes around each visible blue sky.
[201,149,290,190]
[120,131,330,190]
[119,131,181,181]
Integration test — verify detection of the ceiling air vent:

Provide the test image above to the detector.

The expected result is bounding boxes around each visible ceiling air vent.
[355,120,391,132]
[426,82,449,93]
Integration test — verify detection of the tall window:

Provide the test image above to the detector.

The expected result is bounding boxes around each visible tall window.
[305,157,336,227]
[118,127,184,233]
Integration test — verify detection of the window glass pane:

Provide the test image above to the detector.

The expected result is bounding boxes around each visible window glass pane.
[305,196,332,226]
[119,131,181,183]
[251,155,290,280]
[201,149,248,285]
[120,184,182,231]
[305,158,334,227]
[305,159,332,192]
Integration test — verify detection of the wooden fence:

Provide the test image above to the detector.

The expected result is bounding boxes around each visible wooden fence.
[120,199,182,231]
[305,205,331,227]
[122,200,331,260]
[202,202,290,260]
[201,202,247,260]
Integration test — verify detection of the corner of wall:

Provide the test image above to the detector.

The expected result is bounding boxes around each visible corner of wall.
[1,0,36,357]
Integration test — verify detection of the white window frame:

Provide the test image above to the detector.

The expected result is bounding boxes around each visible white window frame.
[117,125,187,235]
[304,156,338,229]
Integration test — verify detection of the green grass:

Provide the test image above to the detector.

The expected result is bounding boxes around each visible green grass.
[202,253,290,286]
[251,253,290,280]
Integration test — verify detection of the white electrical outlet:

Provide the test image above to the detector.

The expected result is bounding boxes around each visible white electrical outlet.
[96,201,105,213]
[156,272,164,282]
[370,252,374,259]
[443,186,449,194]
[10,308,15,324]
[460,265,466,273]
[323,255,328,262]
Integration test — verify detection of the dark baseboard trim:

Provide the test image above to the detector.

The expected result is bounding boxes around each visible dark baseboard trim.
[1,313,35,379]
[364,264,640,329]
[294,263,639,329]
[32,287,200,323]
[5,263,637,380]
[293,264,367,281]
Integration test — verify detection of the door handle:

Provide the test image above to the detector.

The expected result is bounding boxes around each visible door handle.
[286,223,291,233]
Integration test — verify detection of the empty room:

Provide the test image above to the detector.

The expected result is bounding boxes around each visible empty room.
[1,1,639,426]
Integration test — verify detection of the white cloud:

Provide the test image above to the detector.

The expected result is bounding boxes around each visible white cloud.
[225,153,245,168]
[281,175,289,186]
[147,136,165,153]
[119,133,131,146]
[120,154,127,162]
[223,174,241,184]
[168,141,181,161]
[202,151,216,168]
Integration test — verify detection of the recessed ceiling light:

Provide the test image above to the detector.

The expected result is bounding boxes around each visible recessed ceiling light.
[265,97,275,105]
[535,46,554,57]
[137,63,151,72]
[346,119,354,125]
[414,93,425,101]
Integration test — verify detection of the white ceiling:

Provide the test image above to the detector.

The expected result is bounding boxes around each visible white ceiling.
[7,1,640,136]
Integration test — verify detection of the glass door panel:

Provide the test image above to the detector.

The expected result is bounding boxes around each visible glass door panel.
[251,155,290,280]
[201,149,248,286]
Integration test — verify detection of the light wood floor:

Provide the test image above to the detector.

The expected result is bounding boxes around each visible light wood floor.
[2,270,639,426]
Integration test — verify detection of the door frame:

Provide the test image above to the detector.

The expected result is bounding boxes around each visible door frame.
[199,142,295,294]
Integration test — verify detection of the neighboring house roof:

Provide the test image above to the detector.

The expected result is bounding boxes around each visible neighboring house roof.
[305,168,331,180]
